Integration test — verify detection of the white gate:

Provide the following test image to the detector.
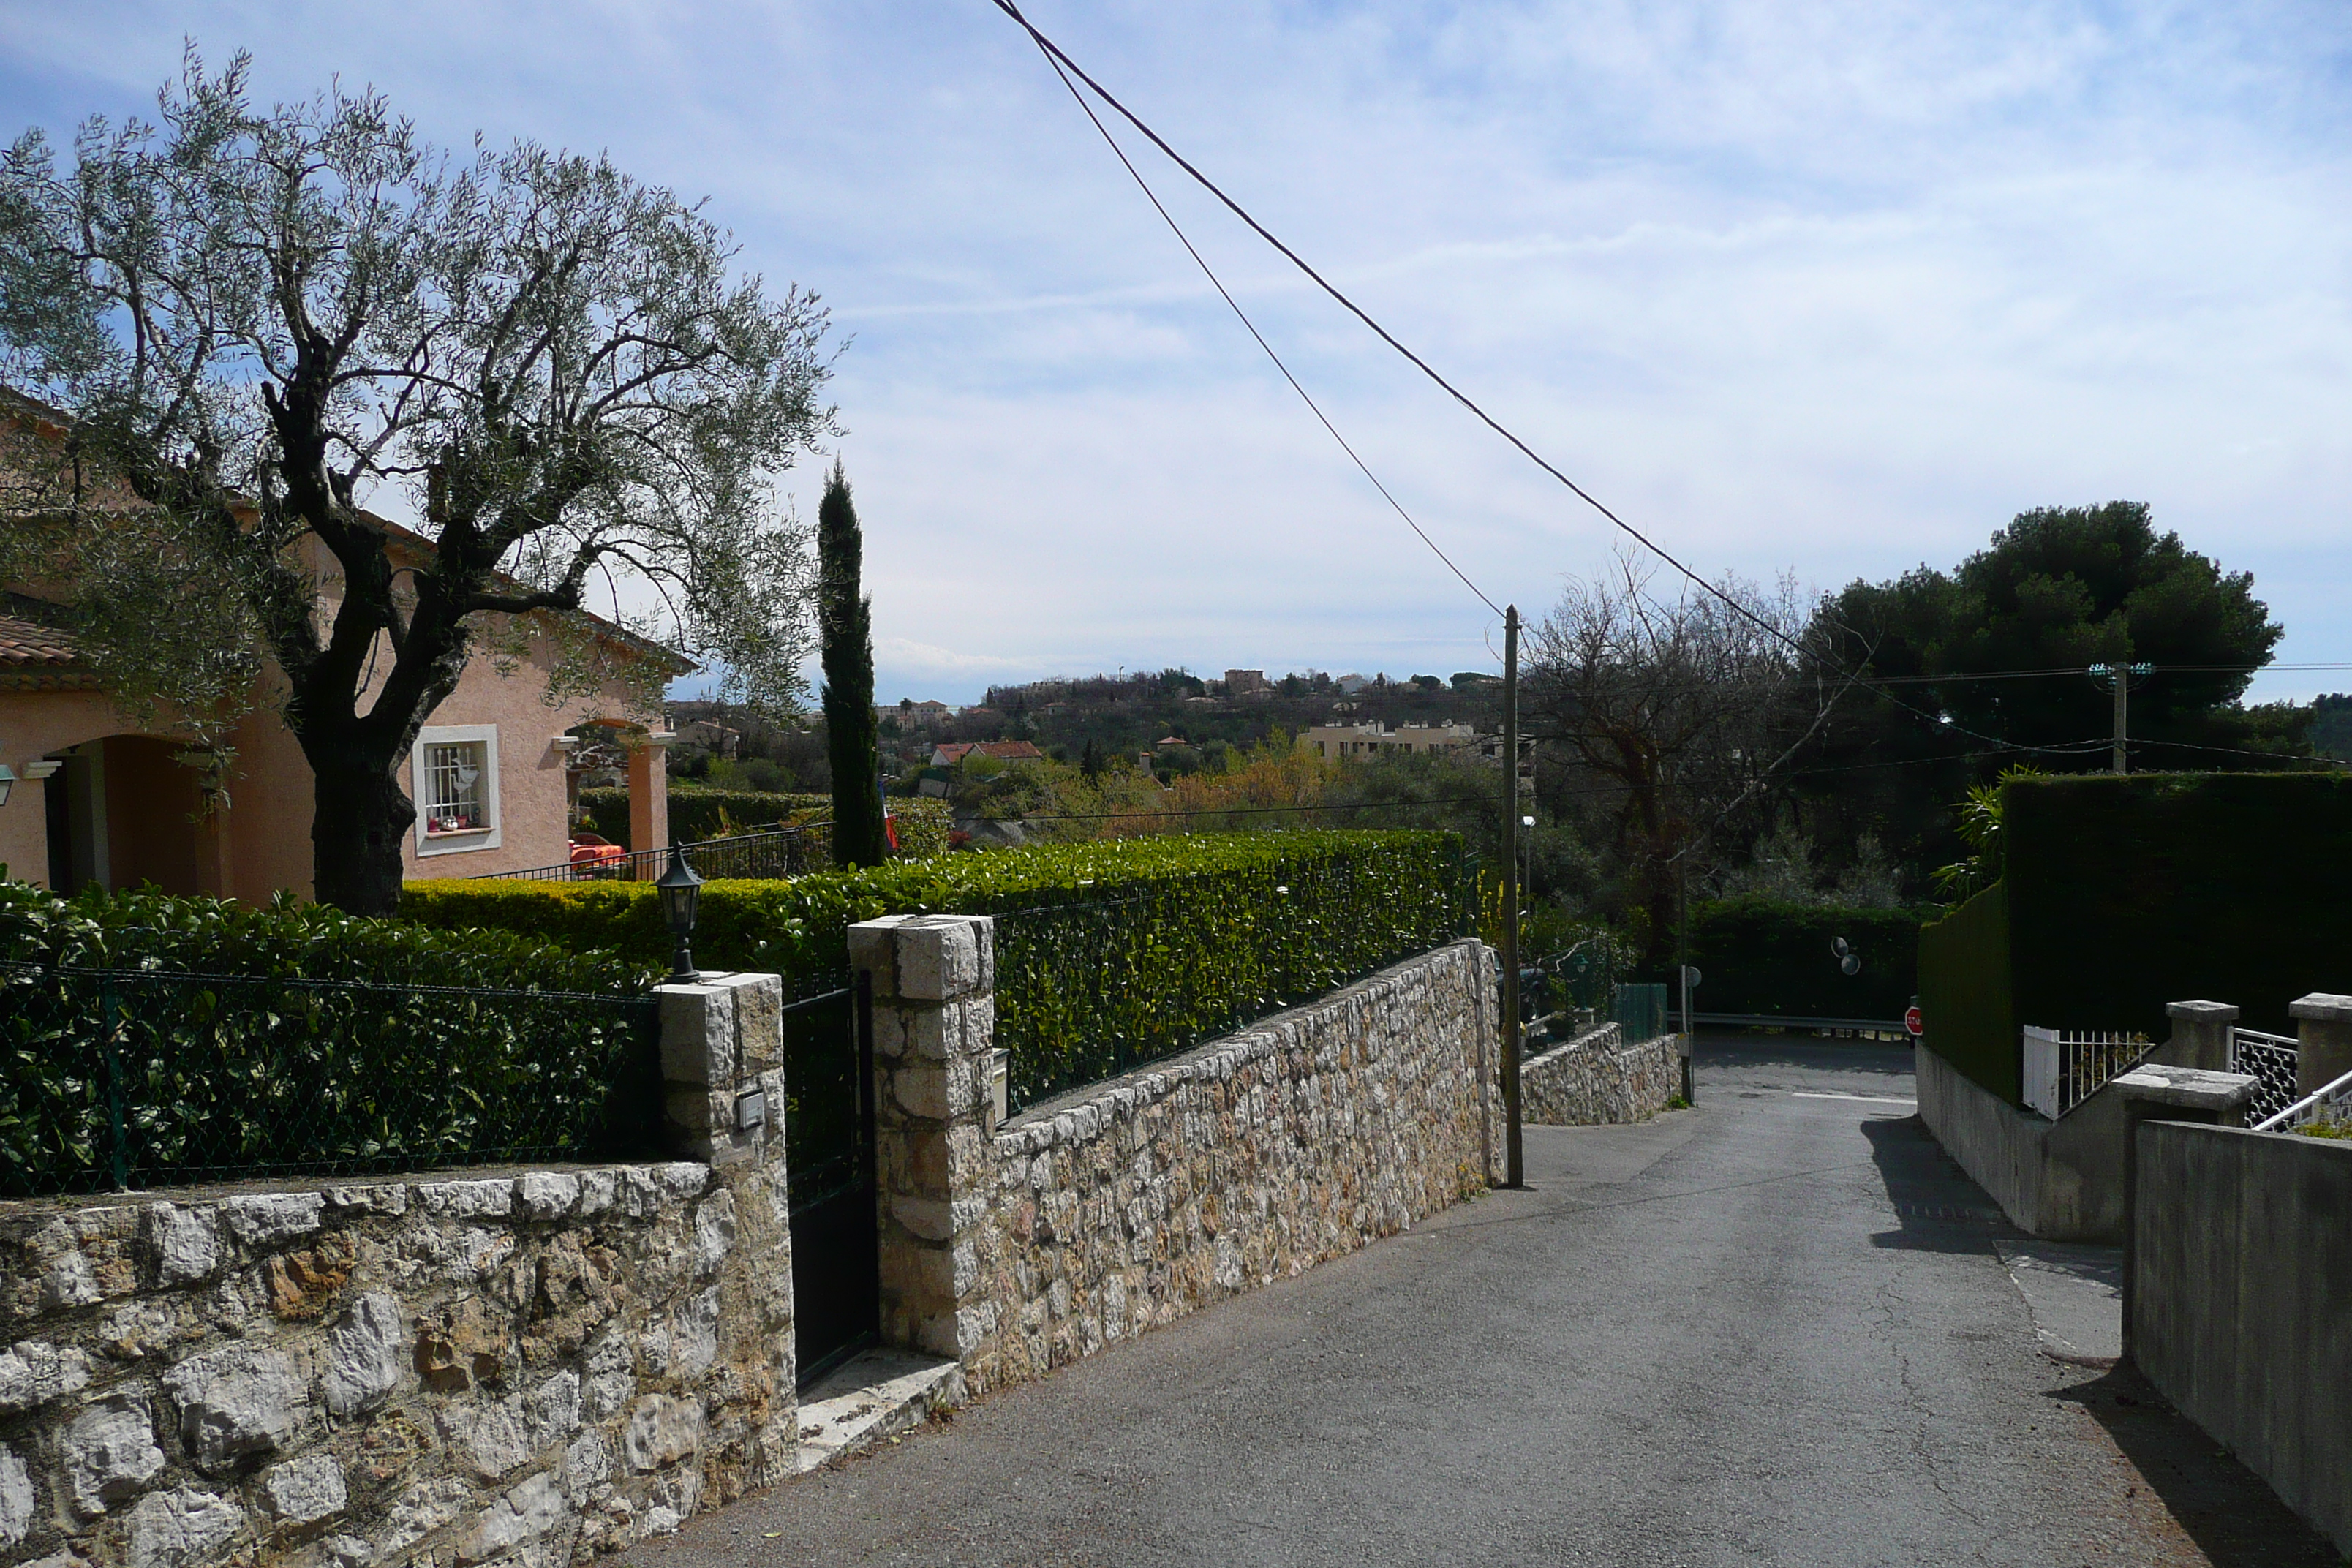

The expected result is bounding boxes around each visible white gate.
[2021,1026,2151,1121]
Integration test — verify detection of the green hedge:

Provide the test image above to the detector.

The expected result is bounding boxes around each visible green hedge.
[405,830,1470,1104]
[581,787,954,859]
[2005,772,2352,1037]
[0,883,659,1196]
[1918,883,2017,1103]
[1682,898,1927,1022]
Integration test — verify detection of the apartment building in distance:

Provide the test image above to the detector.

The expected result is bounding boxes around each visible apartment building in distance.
[1296,720,1484,762]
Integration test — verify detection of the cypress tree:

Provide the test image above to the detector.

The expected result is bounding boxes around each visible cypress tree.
[820,463,888,867]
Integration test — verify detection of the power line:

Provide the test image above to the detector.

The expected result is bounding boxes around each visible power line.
[984,2,2133,770]
[1007,4,1501,619]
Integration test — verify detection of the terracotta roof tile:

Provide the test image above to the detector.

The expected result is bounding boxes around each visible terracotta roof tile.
[0,609,80,668]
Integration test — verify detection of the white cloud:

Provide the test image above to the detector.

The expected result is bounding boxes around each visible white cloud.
[4,0,2347,710]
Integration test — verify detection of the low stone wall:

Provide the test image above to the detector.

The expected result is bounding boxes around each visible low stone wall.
[1520,1025,1681,1126]
[851,918,1499,1398]
[0,973,794,1568]
[2133,1123,2352,1556]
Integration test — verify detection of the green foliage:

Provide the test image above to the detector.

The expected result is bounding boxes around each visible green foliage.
[1683,898,1929,1022]
[1930,765,2044,900]
[819,464,887,867]
[2005,772,2352,1037]
[404,831,1470,1093]
[578,787,951,859]
[0,882,659,1196]
[1918,883,2018,1103]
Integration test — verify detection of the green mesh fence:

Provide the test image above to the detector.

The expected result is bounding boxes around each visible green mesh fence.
[0,962,660,1197]
[1611,982,1670,1045]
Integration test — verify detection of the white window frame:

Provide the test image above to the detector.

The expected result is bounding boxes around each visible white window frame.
[412,725,502,856]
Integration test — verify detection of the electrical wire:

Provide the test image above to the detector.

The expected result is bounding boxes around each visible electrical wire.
[1009,5,1501,619]
[986,2,2168,770]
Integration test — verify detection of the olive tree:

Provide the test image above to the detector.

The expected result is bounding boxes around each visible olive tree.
[0,53,834,912]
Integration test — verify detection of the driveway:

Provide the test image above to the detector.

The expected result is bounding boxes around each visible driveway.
[652,1033,2337,1567]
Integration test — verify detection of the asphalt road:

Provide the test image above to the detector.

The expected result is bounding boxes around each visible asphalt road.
[654,1035,2339,1568]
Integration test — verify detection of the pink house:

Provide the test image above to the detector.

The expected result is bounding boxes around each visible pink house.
[0,523,685,901]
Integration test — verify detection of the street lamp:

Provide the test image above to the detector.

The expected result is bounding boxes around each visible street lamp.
[657,845,704,984]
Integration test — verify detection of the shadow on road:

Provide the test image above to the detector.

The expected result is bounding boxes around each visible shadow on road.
[1858,1115,2013,1254]
[2046,1363,2342,1567]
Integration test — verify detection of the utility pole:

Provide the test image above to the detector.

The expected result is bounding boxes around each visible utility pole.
[1501,605,1523,1189]
[2090,662,2152,775]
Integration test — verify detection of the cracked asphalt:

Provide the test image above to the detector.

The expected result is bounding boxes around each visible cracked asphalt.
[653,1034,2340,1567]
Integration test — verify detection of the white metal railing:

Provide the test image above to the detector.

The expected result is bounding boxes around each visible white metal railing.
[2253,1064,2352,1134]
[2021,1026,2152,1121]
[2226,1027,2302,1127]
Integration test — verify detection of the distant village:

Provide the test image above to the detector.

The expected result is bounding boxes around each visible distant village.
[668,665,1511,793]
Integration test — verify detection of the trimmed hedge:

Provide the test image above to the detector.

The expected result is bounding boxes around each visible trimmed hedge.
[581,787,954,859]
[1918,883,2016,1103]
[2005,772,2352,1037]
[0,883,660,1196]
[1682,898,1928,1022]
[404,830,1471,1104]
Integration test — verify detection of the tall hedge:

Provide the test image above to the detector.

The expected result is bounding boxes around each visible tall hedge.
[2005,772,2352,1036]
[0,882,659,1196]
[1918,883,2017,1103]
[405,830,1470,1106]
[1679,898,1926,1022]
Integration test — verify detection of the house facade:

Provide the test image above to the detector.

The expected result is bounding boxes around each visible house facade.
[1296,720,1484,762]
[0,551,679,902]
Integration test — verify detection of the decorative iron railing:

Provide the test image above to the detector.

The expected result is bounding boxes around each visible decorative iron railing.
[2253,1063,2352,1135]
[475,823,828,883]
[2021,1025,2152,1120]
[2225,1027,2302,1127]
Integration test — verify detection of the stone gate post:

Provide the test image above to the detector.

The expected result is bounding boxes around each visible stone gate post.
[2289,992,2352,1099]
[2162,1000,2239,1072]
[847,915,996,1361]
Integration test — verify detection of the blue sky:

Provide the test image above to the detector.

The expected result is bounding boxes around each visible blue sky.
[4,1,2347,709]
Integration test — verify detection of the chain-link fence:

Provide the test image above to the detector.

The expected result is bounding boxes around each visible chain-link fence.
[0,962,660,1197]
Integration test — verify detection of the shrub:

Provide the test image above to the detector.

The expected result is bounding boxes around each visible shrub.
[1681,897,1929,1022]
[581,786,953,859]
[406,830,1471,1104]
[0,883,660,1196]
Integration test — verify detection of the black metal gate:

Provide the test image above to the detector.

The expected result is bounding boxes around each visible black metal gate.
[782,973,878,1387]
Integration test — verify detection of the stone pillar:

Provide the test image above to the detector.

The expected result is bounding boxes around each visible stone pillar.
[2289,993,2352,1099]
[2161,1000,2239,1072]
[656,971,785,1167]
[652,968,797,1476]
[627,729,674,854]
[848,914,995,1362]
[2113,1063,2255,1365]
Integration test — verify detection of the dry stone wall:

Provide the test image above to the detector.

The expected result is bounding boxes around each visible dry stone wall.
[0,973,795,1568]
[1520,1024,1681,1126]
[853,917,1499,1398]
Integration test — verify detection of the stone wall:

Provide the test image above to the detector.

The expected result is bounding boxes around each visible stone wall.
[851,916,1499,1398]
[1519,1025,1681,1126]
[0,973,794,1568]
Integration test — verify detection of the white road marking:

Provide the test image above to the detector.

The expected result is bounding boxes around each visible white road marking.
[1790,1090,1917,1106]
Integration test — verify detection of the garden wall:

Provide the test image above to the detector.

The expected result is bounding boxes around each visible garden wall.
[2133,1122,2352,1556]
[848,916,1498,1398]
[1520,1023,1682,1126]
[0,973,794,1568]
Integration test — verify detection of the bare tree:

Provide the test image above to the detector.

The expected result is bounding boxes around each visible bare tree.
[1525,549,1827,951]
[0,52,834,912]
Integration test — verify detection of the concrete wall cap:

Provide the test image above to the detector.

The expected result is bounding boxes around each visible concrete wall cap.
[2164,1000,2240,1022]
[2288,992,2352,1023]
[2113,1065,2257,1110]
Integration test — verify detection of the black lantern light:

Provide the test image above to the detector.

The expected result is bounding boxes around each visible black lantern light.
[657,845,704,984]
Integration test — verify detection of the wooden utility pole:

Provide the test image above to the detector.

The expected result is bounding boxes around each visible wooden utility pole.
[1501,605,1524,1188]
